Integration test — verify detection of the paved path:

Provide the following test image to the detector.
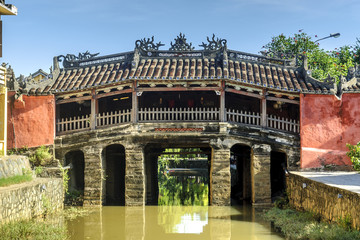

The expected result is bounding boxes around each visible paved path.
[291,171,360,194]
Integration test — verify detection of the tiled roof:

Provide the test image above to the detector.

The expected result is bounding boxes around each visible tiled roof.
[18,35,344,95]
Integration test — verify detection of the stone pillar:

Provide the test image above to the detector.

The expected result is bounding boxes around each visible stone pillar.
[287,150,300,170]
[251,144,271,204]
[83,145,103,206]
[211,145,231,206]
[125,143,145,206]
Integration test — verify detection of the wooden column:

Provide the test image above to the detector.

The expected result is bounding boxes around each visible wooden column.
[132,81,138,123]
[219,80,226,122]
[90,89,98,130]
[261,96,267,127]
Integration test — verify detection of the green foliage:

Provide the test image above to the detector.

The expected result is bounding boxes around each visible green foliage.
[34,166,43,176]
[65,190,84,206]
[0,220,68,240]
[273,193,289,209]
[346,142,360,171]
[262,31,359,82]
[29,145,52,166]
[7,146,29,155]
[59,165,70,194]
[338,214,353,231]
[263,32,319,58]
[0,171,33,187]
[41,195,53,219]
[309,46,355,81]
[264,207,360,240]
[158,148,209,206]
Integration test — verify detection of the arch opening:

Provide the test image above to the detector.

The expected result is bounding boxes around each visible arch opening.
[270,151,287,201]
[230,144,251,205]
[145,145,211,206]
[102,144,126,206]
[64,150,85,206]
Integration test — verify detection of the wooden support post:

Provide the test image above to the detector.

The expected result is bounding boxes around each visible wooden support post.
[261,97,267,127]
[90,89,98,130]
[261,90,267,127]
[220,80,226,122]
[132,80,138,123]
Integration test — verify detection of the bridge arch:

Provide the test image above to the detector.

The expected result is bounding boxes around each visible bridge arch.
[101,144,126,205]
[230,144,251,204]
[270,150,287,201]
[64,150,85,205]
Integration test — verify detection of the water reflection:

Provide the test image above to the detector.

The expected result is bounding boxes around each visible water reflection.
[67,205,284,240]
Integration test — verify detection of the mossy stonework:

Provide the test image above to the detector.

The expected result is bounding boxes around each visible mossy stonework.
[287,173,360,230]
[0,178,63,223]
[55,122,300,206]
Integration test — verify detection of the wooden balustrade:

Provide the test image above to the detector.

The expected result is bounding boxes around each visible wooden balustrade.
[97,109,131,127]
[267,114,300,133]
[56,115,90,133]
[226,109,261,126]
[138,107,220,122]
[56,108,299,134]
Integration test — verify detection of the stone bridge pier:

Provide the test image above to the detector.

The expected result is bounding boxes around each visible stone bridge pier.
[55,127,299,206]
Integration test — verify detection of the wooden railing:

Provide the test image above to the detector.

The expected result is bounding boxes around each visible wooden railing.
[138,107,220,122]
[97,109,131,127]
[267,115,300,133]
[56,115,90,133]
[56,108,299,134]
[226,109,261,126]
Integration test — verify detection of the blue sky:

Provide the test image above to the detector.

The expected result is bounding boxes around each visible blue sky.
[2,0,360,77]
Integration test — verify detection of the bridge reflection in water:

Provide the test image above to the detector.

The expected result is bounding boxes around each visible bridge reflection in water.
[67,205,284,240]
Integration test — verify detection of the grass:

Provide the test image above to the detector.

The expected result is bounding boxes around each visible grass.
[0,220,68,240]
[264,207,360,240]
[0,174,33,187]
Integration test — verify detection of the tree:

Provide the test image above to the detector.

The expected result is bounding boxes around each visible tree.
[262,31,358,82]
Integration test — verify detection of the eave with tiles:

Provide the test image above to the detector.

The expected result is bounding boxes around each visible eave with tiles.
[17,34,360,137]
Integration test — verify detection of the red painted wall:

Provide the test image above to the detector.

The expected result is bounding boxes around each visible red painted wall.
[7,92,55,149]
[300,93,360,168]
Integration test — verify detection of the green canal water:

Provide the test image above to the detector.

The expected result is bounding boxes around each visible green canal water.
[66,204,284,240]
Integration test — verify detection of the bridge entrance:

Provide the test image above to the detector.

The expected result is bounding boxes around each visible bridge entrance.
[102,144,126,205]
[145,145,211,206]
[230,144,251,204]
[271,151,287,200]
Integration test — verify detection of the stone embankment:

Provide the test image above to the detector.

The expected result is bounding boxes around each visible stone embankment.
[0,156,63,224]
[0,156,31,178]
[287,172,360,230]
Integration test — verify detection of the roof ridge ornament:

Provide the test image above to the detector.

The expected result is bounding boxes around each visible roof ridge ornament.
[199,34,227,51]
[57,51,99,68]
[169,33,194,51]
[135,36,164,52]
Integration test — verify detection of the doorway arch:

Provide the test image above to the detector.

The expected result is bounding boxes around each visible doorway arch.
[102,144,126,205]
[64,150,85,205]
[270,151,287,200]
[230,144,251,204]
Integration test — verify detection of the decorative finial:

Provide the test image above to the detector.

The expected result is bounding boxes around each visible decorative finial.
[135,36,164,52]
[199,34,227,51]
[57,51,99,68]
[169,33,194,51]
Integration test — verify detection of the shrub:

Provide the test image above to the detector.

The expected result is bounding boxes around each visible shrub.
[0,220,67,240]
[346,142,360,171]
[29,145,52,166]
[264,207,360,240]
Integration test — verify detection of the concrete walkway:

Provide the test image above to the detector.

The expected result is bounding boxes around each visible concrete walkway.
[291,171,360,194]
